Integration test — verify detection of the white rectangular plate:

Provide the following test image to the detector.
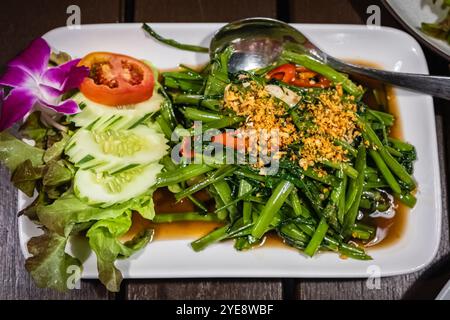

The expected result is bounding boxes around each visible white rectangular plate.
[18,23,441,278]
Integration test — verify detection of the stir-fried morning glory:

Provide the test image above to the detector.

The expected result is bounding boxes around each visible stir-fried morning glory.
[142,25,416,260]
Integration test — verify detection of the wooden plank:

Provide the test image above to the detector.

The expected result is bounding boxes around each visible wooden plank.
[128,0,280,300]
[134,0,277,22]
[125,279,283,300]
[0,0,122,299]
[289,0,401,26]
[0,0,122,67]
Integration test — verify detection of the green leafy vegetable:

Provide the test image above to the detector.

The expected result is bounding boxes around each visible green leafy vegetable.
[11,160,43,197]
[397,148,417,175]
[19,112,48,147]
[25,230,82,292]
[36,191,155,237]
[0,132,44,171]
[42,160,73,187]
[87,212,153,292]
[43,132,69,163]
[280,50,364,98]
[204,46,233,96]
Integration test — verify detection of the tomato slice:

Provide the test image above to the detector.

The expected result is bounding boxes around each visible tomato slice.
[78,52,155,106]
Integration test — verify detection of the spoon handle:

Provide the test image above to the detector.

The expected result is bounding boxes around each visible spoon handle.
[328,58,450,100]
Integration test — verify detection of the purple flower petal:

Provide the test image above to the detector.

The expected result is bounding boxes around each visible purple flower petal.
[42,59,89,92]
[62,64,89,92]
[41,60,77,89]
[0,88,37,131]
[0,66,33,88]
[8,38,50,79]
[38,98,80,115]
[39,83,63,99]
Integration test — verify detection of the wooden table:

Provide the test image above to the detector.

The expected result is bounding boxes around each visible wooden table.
[1,0,449,300]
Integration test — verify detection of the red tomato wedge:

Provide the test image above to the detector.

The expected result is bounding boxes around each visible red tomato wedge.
[78,52,155,106]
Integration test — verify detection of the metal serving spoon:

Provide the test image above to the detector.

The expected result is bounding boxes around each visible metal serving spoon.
[209,17,450,100]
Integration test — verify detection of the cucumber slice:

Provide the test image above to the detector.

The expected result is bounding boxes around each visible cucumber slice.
[74,163,163,207]
[65,125,168,173]
[69,90,164,130]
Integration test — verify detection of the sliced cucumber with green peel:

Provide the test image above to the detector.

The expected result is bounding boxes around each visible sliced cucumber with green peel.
[74,163,163,207]
[65,125,168,173]
[69,91,164,130]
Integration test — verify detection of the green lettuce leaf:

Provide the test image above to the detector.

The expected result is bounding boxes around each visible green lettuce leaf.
[43,132,70,163]
[25,230,82,292]
[0,132,44,172]
[97,257,123,293]
[37,192,155,237]
[9,156,72,198]
[42,160,73,187]
[128,194,155,220]
[37,192,130,237]
[44,186,63,200]
[11,160,44,197]
[87,212,153,292]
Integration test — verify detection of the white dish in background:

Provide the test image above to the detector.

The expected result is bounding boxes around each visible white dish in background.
[18,23,441,279]
[384,0,450,60]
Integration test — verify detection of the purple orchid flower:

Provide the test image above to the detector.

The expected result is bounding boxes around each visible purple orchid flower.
[0,38,89,131]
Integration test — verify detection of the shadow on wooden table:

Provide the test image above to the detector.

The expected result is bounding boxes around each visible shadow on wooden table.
[403,253,450,299]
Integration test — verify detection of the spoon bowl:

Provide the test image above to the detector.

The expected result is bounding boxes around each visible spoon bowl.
[210,18,310,73]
